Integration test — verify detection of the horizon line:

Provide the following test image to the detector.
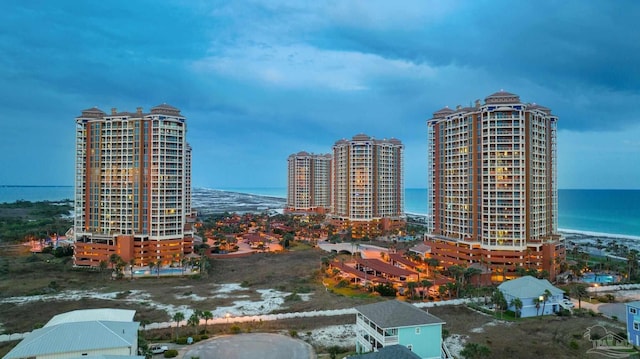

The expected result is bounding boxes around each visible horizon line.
[2,185,639,191]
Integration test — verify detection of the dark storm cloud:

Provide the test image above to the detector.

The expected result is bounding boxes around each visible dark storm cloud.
[0,0,638,188]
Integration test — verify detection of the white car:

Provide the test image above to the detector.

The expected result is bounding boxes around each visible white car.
[149,344,168,354]
[561,299,575,308]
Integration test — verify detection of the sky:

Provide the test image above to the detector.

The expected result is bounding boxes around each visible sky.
[0,0,639,190]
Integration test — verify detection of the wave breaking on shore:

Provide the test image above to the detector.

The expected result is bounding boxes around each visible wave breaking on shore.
[192,187,286,214]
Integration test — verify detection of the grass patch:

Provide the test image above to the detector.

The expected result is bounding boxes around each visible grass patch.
[289,242,314,251]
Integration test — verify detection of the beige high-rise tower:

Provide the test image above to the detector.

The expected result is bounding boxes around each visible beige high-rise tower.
[331,134,405,238]
[426,91,564,281]
[73,104,194,267]
[286,152,332,213]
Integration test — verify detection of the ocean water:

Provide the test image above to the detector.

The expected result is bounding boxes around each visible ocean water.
[219,187,640,238]
[1,186,639,238]
[0,186,74,203]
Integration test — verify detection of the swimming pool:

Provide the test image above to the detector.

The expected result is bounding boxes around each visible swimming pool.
[582,273,616,284]
[132,267,194,276]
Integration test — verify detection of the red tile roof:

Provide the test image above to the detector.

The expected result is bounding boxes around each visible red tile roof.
[355,258,415,277]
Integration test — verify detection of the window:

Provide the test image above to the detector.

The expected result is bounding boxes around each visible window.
[631,308,637,314]
[415,327,421,334]
[407,345,413,351]
[634,322,639,331]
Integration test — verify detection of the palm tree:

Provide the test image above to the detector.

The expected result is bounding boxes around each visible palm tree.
[148,261,156,277]
[533,297,542,316]
[188,313,200,335]
[156,260,162,278]
[492,289,507,318]
[510,297,523,318]
[464,267,482,288]
[438,285,447,299]
[193,309,203,333]
[425,258,439,279]
[541,289,552,316]
[571,284,588,309]
[173,312,185,339]
[129,258,135,280]
[628,249,639,281]
[98,260,108,280]
[202,311,213,333]
[181,257,189,276]
[407,281,418,299]
[109,253,121,270]
[445,282,457,300]
[421,279,433,300]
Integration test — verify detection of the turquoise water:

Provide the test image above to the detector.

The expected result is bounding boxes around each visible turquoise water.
[133,267,186,276]
[0,185,74,203]
[223,187,640,238]
[582,273,617,284]
[1,186,639,237]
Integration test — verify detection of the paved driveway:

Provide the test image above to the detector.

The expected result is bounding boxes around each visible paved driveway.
[180,333,315,359]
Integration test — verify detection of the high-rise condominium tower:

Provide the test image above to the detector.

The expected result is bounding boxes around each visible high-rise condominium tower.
[286,152,332,214]
[426,91,564,281]
[331,134,405,238]
[73,104,194,267]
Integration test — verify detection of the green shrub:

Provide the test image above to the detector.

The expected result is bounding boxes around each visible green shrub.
[569,340,579,350]
[557,309,572,317]
[230,325,242,334]
[175,337,188,344]
[285,292,302,302]
[373,283,397,297]
[289,329,298,337]
[164,349,178,358]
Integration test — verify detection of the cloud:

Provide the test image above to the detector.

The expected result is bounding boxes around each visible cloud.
[0,0,638,189]
[192,44,436,92]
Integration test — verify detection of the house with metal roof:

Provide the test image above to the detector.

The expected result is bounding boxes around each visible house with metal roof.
[498,275,564,318]
[3,309,143,359]
[354,300,452,359]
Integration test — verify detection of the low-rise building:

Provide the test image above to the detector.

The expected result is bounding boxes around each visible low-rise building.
[498,276,564,317]
[4,308,142,359]
[355,300,451,359]
[626,301,640,345]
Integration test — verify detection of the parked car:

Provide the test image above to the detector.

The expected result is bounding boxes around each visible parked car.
[561,299,575,308]
[149,344,168,354]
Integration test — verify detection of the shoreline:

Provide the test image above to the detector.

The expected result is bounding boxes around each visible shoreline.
[558,228,640,241]
[2,187,639,239]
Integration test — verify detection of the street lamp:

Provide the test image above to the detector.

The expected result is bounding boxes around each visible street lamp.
[225,313,231,324]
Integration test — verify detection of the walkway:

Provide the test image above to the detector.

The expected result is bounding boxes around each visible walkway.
[0,299,475,343]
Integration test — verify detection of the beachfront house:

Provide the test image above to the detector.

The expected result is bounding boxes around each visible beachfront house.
[498,276,564,318]
[626,301,640,345]
[3,308,143,359]
[355,300,451,359]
